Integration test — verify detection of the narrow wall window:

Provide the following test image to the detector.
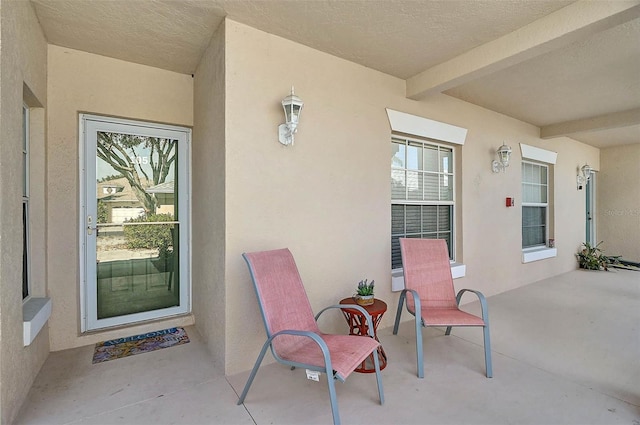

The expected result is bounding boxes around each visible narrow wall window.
[522,161,548,249]
[391,136,454,269]
[23,104,30,300]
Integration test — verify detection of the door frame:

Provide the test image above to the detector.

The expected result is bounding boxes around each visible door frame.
[79,114,192,332]
[585,171,596,245]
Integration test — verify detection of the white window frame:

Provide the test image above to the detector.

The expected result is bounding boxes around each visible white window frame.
[22,91,52,346]
[386,109,468,290]
[391,135,456,268]
[520,144,557,263]
[22,104,30,301]
[521,160,549,250]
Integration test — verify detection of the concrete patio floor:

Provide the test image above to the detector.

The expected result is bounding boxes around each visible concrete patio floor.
[15,269,640,424]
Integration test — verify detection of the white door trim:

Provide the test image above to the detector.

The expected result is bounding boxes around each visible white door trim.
[586,171,596,245]
[79,114,192,332]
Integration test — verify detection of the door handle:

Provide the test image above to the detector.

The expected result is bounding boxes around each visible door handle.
[87,215,97,235]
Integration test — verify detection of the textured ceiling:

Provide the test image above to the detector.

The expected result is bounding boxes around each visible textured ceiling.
[444,18,640,127]
[219,0,573,79]
[30,0,226,73]
[30,0,640,148]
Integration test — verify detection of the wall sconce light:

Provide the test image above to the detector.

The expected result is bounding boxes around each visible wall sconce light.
[278,86,304,146]
[491,143,512,173]
[576,164,593,190]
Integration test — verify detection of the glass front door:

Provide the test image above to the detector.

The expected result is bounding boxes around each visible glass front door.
[586,173,595,245]
[81,115,190,331]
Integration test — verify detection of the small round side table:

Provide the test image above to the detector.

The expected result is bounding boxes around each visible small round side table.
[339,297,388,373]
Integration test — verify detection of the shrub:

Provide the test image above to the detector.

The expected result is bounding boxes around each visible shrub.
[123,213,174,255]
[97,200,108,224]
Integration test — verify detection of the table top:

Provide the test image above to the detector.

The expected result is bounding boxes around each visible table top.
[339,297,387,315]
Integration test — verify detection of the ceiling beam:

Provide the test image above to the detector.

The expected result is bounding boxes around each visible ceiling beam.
[406,0,640,100]
[540,108,640,139]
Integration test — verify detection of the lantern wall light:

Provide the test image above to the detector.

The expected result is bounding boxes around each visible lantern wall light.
[278,86,304,146]
[576,164,593,190]
[491,143,512,173]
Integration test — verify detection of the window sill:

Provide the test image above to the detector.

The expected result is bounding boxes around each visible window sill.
[522,247,557,263]
[392,263,466,292]
[23,297,51,346]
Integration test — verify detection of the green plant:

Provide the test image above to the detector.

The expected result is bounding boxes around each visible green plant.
[97,200,108,224]
[123,213,174,256]
[356,279,375,296]
[576,241,620,271]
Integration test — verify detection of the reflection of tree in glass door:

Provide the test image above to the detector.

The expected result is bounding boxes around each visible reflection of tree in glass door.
[95,132,179,320]
[97,132,176,214]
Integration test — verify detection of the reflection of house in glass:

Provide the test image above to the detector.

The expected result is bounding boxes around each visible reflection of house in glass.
[100,183,122,196]
[97,177,146,223]
[146,181,174,216]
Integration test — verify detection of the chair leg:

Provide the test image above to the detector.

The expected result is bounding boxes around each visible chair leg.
[393,291,423,378]
[326,375,341,425]
[483,325,493,378]
[445,326,452,335]
[237,341,271,405]
[415,315,424,378]
[372,347,385,405]
[392,292,405,335]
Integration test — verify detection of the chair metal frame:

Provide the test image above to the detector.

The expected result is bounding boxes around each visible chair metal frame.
[238,250,384,425]
[392,239,493,379]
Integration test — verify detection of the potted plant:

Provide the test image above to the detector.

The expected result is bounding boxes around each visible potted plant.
[354,279,375,306]
[576,241,620,271]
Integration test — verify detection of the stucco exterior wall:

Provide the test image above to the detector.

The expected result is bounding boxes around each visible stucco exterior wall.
[221,20,600,375]
[0,1,49,423]
[192,22,227,366]
[598,144,640,261]
[46,45,195,351]
[0,2,631,419]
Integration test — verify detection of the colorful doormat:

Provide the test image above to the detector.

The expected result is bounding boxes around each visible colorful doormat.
[92,327,189,364]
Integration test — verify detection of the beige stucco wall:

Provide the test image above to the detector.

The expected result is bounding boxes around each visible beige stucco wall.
[219,20,601,375]
[223,20,394,375]
[598,144,640,261]
[0,1,49,423]
[46,45,195,351]
[192,22,227,367]
[0,4,628,419]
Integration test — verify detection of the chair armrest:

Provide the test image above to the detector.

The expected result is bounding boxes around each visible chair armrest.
[455,289,489,322]
[399,289,422,310]
[269,329,334,371]
[315,304,376,338]
[396,288,423,326]
[271,329,328,347]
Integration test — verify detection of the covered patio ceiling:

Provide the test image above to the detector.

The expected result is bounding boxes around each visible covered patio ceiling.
[31,0,640,148]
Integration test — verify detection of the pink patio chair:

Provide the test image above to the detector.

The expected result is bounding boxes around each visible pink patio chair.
[392,238,493,379]
[237,248,384,425]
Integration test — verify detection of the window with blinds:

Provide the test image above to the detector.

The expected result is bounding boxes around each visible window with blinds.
[522,161,548,249]
[391,137,454,269]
